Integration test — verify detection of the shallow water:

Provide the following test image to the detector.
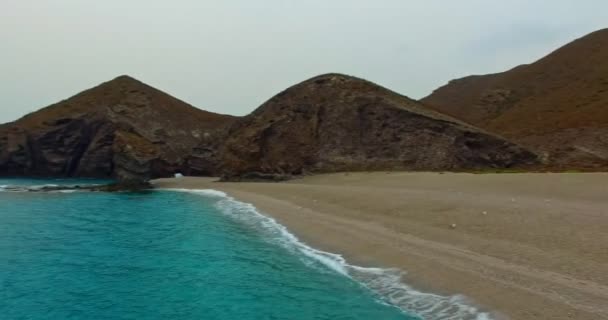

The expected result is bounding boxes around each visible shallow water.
[0,179,415,320]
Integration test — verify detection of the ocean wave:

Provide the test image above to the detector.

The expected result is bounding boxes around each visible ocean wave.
[165,188,494,320]
[0,184,56,192]
[0,184,97,193]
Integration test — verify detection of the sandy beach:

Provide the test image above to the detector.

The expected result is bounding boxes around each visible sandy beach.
[153,172,608,320]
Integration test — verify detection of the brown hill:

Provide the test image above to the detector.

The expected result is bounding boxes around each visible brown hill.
[0,75,236,183]
[422,28,608,168]
[220,74,538,180]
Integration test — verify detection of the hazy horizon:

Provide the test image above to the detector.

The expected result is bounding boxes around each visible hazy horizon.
[1,0,606,123]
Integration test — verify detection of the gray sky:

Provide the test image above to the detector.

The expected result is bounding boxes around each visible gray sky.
[1,0,606,123]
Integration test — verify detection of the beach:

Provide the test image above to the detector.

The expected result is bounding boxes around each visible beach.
[153,172,608,320]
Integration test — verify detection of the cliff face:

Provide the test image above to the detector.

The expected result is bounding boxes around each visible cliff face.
[422,29,608,169]
[0,76,236,184]
[220,74,538,180]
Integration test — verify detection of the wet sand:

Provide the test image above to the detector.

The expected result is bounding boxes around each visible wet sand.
[153,172,608,320]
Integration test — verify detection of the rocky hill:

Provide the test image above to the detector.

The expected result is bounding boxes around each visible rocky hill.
[422,29,608,169]
[0,76,236,184]
[220,74,538,180]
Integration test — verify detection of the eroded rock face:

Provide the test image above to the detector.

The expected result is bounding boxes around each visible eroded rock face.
[0,76,236,184]
[422,29,608,169]
[220,74,538,180]
[1,73,542,184]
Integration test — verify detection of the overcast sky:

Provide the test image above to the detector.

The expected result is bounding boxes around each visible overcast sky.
[1,0,606,123]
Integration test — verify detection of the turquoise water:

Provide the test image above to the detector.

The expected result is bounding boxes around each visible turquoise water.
[0,178,112,186]
[0,179,417,320]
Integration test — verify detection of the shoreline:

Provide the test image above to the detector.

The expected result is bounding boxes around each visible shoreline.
[166,188,492,320]
[153,172,608,320]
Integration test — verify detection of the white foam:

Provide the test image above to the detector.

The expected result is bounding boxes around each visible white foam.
[165,188,228,198]
[0,184,98,193]
[0,184,62,192]
[0,185,28,192]
[53,189,79,194]
[166,188,495,320]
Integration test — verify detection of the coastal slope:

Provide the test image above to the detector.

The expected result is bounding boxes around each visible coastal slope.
[422,29,608,169]
[221,74,538,180]
[154,173,608,320]
[0,76,236,183]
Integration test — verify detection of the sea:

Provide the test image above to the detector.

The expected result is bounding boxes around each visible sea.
[0,178,491,320]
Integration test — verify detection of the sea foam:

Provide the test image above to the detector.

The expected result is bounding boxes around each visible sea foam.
[0,184,56,192]
[0,183,98,193]
[165,188,494,320]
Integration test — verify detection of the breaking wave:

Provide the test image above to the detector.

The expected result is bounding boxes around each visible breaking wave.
[0,184,100,193]
[165,188,494,320]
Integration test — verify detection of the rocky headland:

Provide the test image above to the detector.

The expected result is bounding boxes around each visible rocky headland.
[4,29,608,185]
[0,76,235,187]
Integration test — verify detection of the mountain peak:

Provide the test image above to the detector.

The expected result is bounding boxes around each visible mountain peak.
[304,73,357,83]
[0,76,237,181]
[422,28,608,169]
[97,74,147,91]
[220,74,537,180]
[110,74,141,83]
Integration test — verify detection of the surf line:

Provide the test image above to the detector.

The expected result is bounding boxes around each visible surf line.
[162,188,495,320]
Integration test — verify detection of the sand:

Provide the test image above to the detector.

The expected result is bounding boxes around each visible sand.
[153,172,608,320]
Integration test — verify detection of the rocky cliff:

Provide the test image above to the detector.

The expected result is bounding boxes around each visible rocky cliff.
[0,76,236,184]
[422,29,608,169]
[220,74,538,180]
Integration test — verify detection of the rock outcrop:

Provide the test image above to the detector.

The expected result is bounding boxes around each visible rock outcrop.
[422,29,608,169]
[220,74,538,180]
[0,76,236,184]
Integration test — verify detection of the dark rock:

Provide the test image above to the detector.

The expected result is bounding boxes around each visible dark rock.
[220,74,539,180]
[1,73,545,185]
[90,181,153,192]
[0,75,236,184]
[422,28,608,169]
